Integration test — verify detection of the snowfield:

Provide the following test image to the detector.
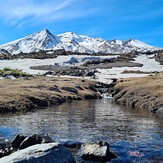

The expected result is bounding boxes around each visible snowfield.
[0,54,162,83]
[95,54,163,83]
[0,55,117,74]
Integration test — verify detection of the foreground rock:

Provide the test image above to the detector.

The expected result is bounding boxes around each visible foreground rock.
[12,134,54,150]
[0,76,109,113]
[81,141,116,162]
[113,75,163,119]
[0,143,76,163]
[0,133,117,162]
[0,141,13,158]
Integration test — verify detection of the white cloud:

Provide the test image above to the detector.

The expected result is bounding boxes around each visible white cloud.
[0,0,94,27]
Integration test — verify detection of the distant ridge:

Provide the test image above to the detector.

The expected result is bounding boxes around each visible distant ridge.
[0,29,160,54]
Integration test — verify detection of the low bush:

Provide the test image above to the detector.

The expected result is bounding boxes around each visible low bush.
[0,68,32,78]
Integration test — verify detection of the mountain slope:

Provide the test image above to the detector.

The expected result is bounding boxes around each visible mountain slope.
[0,29,160,54]
[0,49,9,54]
[0,29,60,54]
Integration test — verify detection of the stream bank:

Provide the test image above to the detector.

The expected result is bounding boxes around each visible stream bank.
[112,75,163,119]
[0,76,111,114]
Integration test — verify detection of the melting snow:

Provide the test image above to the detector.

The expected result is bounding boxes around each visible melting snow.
[0,54,162,84]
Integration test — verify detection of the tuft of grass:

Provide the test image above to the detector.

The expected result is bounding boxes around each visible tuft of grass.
[0,68,32,78]
[121,70,160,74]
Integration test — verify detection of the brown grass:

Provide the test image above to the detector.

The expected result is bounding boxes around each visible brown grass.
[113,75,163,118]
[121,70,161,74]
[0,76,100,113]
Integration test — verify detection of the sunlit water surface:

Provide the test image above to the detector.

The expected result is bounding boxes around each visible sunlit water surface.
[0,99,163,162]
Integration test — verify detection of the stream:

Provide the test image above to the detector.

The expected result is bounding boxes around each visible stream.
[0,99,163,162]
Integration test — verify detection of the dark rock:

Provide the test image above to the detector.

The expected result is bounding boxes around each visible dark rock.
[0,141,13,158]
[75,85,84,90]
[41,134,54,143]
[44,71,53,76]
[84,71,95,77]
[81,141,116,162]
[27,96,48,107]
[0,143,76,163]
[49,87,61,92]
[12,134,54,150]
[19,134,43,149]
[64,141,83,151]
[62,87,78,94]
[12,134,27,149]
[83,94,99,99]
[64,57,79,64]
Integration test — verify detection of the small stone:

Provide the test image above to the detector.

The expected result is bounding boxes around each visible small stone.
[81,141,116,162]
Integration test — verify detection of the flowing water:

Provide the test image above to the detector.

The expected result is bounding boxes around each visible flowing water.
[0,99,163,162]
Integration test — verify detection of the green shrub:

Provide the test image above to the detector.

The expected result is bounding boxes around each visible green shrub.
[0,68,32,77]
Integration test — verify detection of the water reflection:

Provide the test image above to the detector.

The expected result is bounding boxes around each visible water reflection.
[0,99,163,161]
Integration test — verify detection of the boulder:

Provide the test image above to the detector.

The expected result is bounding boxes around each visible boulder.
[12,134,54,150]
[40,134,54,143]
[63,141,83,151]
[12,134,27,149]
[64,57,79,65]
[19,134,55,149]
[81,141,116,162]
[0,143,76,163]
[0,141,13,158]
[84,71,95,77]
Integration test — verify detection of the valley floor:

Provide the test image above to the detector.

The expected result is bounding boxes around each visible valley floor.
[0,53,163,119]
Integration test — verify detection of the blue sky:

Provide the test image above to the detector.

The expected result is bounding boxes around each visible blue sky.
[0,0,163,47]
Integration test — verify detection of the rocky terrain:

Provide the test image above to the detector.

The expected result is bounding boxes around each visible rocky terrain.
[0,76,111,113]
[30,51,144,77]
[0,49,111,60]
[112,75,163,119]
[0,134,116,162]
[154,50,163,65]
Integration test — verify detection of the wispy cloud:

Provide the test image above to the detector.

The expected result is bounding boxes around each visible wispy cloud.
[0,0,95,27]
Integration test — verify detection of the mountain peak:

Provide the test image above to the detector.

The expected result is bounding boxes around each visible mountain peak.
[0,29,160,54]
[37,29,53,36]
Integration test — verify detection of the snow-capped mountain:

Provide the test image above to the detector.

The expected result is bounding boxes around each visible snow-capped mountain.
[0,29,159,54]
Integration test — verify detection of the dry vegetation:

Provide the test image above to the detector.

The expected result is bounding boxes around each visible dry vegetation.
[121,70,161,74]
[113,75,163,119]
[0,76,101,113]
